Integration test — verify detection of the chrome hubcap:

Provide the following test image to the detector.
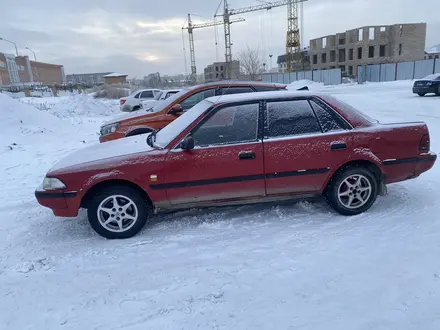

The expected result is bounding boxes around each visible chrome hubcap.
[97,195,138,232]
[337,174,372,209]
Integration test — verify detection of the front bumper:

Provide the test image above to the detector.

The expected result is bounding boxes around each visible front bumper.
[413,86,439,94]
[35,190,80,217]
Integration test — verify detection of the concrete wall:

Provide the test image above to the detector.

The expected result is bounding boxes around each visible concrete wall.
[358,58,438,83]
[309,23,426,77]
[261,68,342,86]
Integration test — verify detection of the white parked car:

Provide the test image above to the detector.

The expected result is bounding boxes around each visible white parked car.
[140,89,182,112]
[119,89,162,112]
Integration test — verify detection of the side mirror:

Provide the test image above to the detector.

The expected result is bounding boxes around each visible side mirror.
[180,136,195,150]
[168,104,183,115]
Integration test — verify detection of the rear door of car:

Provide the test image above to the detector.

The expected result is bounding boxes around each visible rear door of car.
[163,101,266,205]
[263,97,353,196]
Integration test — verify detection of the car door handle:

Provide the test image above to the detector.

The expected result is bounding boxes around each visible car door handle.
[331,143,347,151]
[239,151,256,160]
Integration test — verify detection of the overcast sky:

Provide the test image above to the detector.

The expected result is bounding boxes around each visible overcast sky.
[1,0,439,78]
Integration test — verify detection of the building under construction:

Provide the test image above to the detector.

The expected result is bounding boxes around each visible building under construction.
[204,60,240,82]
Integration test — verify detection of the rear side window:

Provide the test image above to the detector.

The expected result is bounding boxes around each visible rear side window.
[266,100,321,138]
[140,91,154,98]
[221,87,254,95]
[309,100,344,132]
[134,92,141,98]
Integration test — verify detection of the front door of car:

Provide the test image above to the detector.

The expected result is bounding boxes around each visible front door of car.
[163,102,265,205]
[263,98,353,196]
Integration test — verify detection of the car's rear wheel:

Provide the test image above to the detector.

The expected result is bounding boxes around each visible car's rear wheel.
[87,185,150,239]
[132,106,140,111]
[418,93,426,97]
[326,167,378,216]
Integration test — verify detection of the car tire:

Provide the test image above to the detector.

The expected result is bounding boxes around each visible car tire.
[418,93,426,97]
[87,185,150,239]
[125,128,153,137]
[132,106,140,111]
[326,167,378,216]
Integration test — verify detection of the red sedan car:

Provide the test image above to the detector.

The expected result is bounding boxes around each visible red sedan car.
[36,91,436,239]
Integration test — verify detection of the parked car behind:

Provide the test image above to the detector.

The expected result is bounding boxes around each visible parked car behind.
[119,89,162,112]
[140,89,182,112]
[100,81,287,143]
[36,91,436,239]
[413,74,440,96]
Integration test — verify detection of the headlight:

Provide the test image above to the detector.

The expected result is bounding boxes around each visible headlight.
[100,123,120,136]
[43,177,66,190]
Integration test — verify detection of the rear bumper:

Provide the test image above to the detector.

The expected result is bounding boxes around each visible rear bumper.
[35,190,80,217]
[413,86,439,94]
[382,153,437,183]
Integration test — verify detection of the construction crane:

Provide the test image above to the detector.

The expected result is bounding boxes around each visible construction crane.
[182,14,245,82]
[215,0,307,78]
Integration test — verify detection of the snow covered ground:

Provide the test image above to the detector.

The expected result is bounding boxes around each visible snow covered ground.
[1,81,440,329]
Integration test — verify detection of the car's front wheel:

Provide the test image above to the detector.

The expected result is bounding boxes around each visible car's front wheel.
[326,167,378,216]
[418,93,426,97]
[87,185,150,239]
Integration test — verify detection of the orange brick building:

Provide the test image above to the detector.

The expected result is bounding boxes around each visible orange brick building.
[0,52,65,86]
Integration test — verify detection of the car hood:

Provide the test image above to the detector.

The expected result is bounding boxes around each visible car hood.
[50,134,154,173]
[102,110,153,126]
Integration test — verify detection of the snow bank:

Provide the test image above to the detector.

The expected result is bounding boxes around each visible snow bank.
[0,93,72,145]
[46,94,120,119]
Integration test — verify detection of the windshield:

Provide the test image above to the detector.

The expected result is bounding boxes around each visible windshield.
[155,99,213,148]
[422,74,440,80]
[150,88,189,113]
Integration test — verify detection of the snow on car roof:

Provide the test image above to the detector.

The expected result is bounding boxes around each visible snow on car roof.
[205,90,316,104]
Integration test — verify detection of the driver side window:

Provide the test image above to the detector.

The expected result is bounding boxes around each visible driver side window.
[180,89,215,111]
[191,103,259,147]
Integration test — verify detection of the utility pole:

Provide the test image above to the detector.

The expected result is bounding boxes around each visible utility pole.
[0,37,19,56]
[25,46,36,62]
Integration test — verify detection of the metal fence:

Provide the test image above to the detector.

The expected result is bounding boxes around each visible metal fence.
[358,58,440,83]
[261,68,342,86]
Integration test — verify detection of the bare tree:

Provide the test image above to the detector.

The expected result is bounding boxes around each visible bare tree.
[237,45,264,81]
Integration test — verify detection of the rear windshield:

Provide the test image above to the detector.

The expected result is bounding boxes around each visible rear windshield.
[422,74,440,80]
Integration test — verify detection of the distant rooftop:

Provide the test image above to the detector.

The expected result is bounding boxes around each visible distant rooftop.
[425,44,440,54]
[104,72,128,78]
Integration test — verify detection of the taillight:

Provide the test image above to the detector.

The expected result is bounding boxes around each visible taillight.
[120,99,126,105]
[419,134,430,153]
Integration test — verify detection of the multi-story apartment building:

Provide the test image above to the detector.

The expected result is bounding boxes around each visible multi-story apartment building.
[204,60,240,82]
[0,52,65,86]
[277,48,311,73]
[309,23,427,77]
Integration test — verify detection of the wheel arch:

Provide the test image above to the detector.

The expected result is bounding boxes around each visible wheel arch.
[80,179,153,209]
[125,127,154,137]
[323,159,385,194]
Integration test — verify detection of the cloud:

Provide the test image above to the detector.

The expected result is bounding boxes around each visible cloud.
[0,0,439,78]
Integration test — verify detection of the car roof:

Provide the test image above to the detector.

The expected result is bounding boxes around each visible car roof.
[189,80,286,90]
[205,90,318,105]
